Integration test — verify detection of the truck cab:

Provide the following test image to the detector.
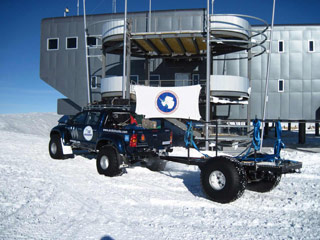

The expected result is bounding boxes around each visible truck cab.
[49,105,172,176]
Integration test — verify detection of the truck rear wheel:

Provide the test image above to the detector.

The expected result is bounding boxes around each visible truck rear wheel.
[247,172,281,193]
[96,146,122,177]
[49,135,64,159]
[200,156,246,204]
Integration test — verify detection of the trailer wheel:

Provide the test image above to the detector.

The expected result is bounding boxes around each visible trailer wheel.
[200,156,246,204]
[247,172,281,193]
[96,146,122,177]
[49,135,64,159]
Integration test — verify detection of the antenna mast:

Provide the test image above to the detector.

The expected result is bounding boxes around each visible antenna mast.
[112,0,117,13]
[77,0,79,16]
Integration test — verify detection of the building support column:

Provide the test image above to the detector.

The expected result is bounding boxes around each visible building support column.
[247,42,252,134]
[288,122,291,132]
[264,122,269,137]
[205,0,211,150]
[101,52,106,78]
[298,121,306,144]
[145,57,150,86]
[125,33,131,100]
[315,122,319,136]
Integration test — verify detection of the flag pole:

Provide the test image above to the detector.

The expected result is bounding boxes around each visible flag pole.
[205,0,212,150]
[83,0,91,105]
[260,0,276,150]
[122,0,128,99]
[77,0,80,16]
[148,0,152,32]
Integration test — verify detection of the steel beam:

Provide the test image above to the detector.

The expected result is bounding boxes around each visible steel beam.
[176,38,186,55]
[192,37,200,54]
[145,39,161,55]
[160,38,173,54]
[298,121,306,144]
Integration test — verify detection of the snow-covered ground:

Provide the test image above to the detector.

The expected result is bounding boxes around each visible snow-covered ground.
[0,113,319,240]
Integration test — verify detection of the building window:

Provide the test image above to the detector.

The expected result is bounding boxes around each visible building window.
[192,74,200,85]
[278,40,284,53]
[278,79,284,92]
[150,75,160,86]
[91,76,98,89]
[308,40,315,52]
[87,37,98,47]
[130,75,139,84]
[66,37,78,49]
[47,38,59,50]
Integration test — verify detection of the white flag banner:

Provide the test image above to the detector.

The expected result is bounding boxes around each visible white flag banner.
[135,85,202,120]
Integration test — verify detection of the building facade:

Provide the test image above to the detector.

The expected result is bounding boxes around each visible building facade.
[40,9,320,122]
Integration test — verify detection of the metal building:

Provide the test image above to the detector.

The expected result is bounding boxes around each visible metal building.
[40,8,320,123]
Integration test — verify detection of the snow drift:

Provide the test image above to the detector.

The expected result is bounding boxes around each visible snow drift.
[0,113,319,239]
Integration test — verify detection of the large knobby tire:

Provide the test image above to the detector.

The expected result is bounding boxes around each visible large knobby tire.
[200,156,246,204]
[247,172,281,193]
[96,146,122,177]
[49,135,64,159]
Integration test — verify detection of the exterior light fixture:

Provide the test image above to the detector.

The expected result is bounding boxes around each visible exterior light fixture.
[64,7,70,17]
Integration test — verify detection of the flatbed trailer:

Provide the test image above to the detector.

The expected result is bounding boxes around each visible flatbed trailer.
[160,120,302,203]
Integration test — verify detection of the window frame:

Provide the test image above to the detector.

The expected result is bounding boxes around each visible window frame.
[66,36,78,50]
[278,40,284,53]
[47,38,59,51]
[91,76,98,89]
[192,74,200,85]
[87,36,98,48]
[278,79,284,92]
[150,74,161,87]
[308,40,315,53]
[130,75,139,84]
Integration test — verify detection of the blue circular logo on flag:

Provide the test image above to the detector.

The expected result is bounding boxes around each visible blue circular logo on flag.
[156,91,179,114]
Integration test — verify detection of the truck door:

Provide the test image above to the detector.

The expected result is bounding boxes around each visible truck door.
[82,111,102,148]
[68,111,88,145]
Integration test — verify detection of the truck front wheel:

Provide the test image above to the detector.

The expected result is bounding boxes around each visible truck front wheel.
[200,156,246,204]
[49,135,64,159]
[96,146,122,177]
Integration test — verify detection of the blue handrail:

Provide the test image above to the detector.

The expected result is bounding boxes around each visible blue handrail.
[184,121,209,158]
[236,119,285,162]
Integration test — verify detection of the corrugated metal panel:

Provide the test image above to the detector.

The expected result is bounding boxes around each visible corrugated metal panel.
[40,12,320,120]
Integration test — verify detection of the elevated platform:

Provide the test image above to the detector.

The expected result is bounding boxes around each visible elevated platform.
[99,12,267,107]
[102,14,266,58]
[100,75,249,102]
[210,75,249,99]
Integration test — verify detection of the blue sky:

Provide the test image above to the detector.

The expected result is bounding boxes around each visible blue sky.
[0,0,320,114]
